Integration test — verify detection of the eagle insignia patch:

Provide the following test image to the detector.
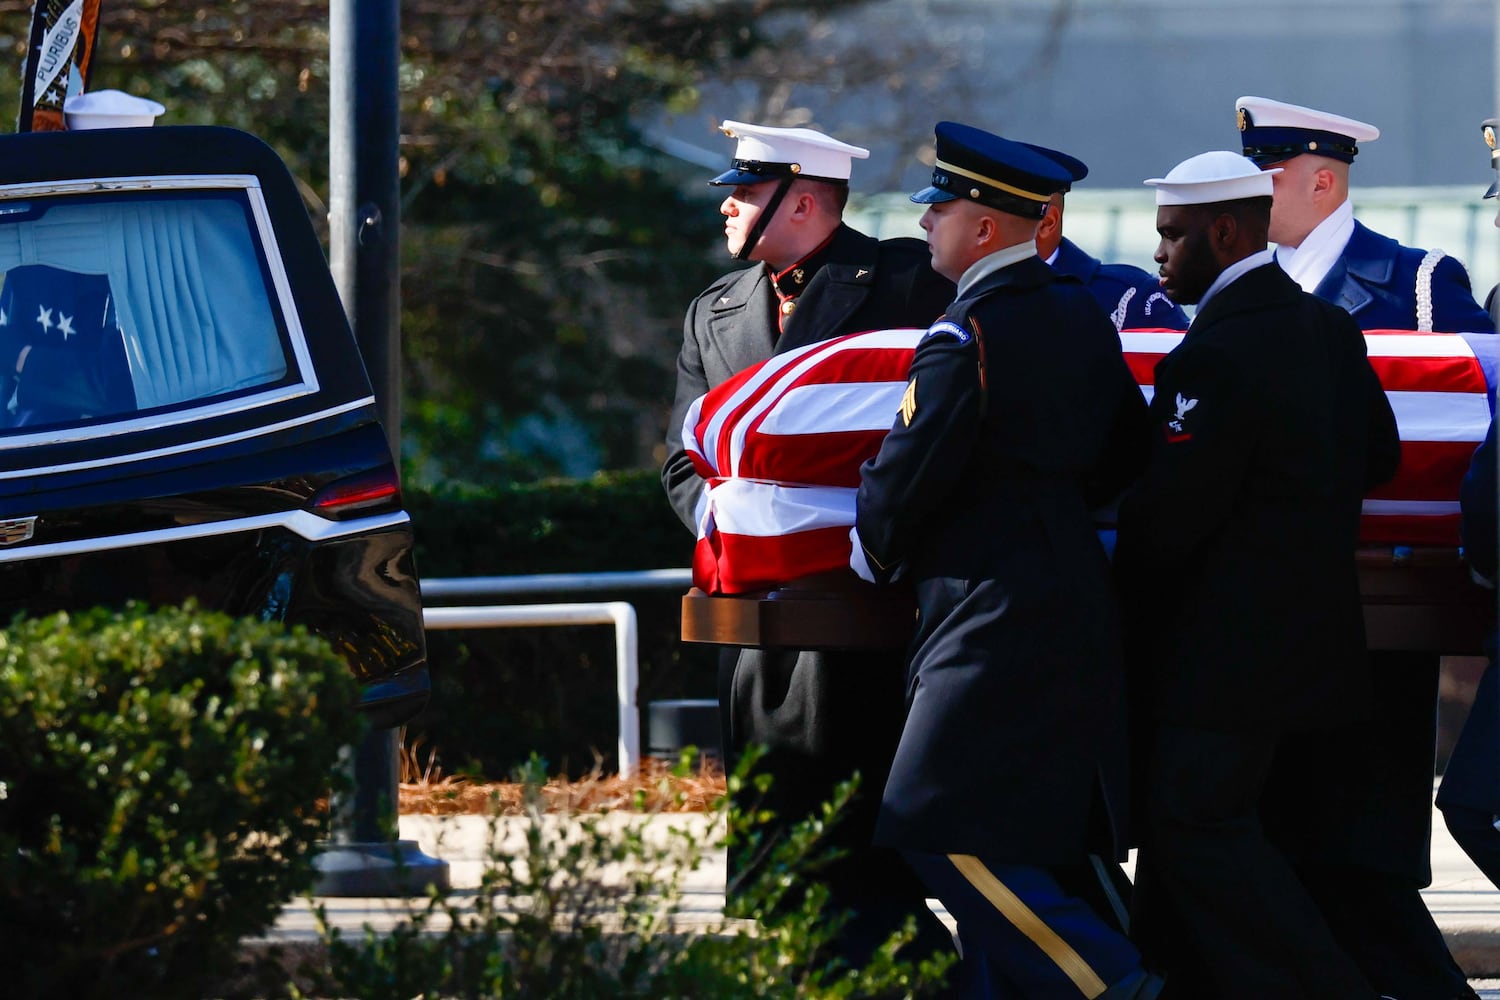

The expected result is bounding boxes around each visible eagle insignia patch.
[1165,392,1198,442]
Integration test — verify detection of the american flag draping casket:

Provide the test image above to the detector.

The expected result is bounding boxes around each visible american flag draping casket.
[683,326,1498,596]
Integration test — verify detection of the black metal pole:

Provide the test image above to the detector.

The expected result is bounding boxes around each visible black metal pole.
[315,0,448,897]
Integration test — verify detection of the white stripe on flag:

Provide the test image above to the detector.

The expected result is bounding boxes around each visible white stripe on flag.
[1118,330,1185,354]
[1386,391,1492,442]
[704,480,857,537]
[758,381,908,435]
[727,330,922,476]
[1363,333,1479,358]
[1362,499,1462,516]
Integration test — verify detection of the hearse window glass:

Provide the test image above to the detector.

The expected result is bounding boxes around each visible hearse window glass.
[0,189,294,434]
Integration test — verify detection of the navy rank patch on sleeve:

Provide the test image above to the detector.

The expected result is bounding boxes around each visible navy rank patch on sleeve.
[923,319,972,345]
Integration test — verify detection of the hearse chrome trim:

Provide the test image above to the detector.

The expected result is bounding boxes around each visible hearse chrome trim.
[0,396,376,480]
[0,516,36,545]
[0,382,319,451]
[0,508,410,565]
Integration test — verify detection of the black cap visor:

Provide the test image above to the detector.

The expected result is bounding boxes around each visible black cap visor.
[910,184,958,204]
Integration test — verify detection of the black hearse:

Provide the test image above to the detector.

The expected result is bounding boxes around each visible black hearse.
[0,124,427,727]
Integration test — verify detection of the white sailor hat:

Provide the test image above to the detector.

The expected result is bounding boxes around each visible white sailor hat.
[709,120,869,186]
[63,89,165,130]
[1235,96,1379,166]
[1144,150,1280,206]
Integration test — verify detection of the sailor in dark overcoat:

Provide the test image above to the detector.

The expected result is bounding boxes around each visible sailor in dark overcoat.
[659,120,956,970]
[854,121,1160,1000]
[1236,95,1493,1000]
[1116,150,1401,999]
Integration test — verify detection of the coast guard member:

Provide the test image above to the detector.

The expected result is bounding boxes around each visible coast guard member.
[853,121,1159,999]
[1117,150,1400,998]
[1433,116,1500,897]
[659,120,956,971]
[1237,95,1491,1000]
[1023,142,1188,332]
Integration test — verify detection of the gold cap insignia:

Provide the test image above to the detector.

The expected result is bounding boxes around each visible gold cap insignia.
[1236,107,1249,131]
[1486,125,1496,150]
[900,377,917,426]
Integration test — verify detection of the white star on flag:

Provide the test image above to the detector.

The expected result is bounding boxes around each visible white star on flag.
[57,313,74,340]
[35,305,52,333]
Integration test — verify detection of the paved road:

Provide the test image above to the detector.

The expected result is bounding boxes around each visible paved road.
[264,802,1500,992]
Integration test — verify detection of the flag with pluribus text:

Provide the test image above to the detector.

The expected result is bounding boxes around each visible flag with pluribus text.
[19,0,103,132]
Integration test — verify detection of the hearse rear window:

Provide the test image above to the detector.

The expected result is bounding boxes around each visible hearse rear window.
[0,182,304,437]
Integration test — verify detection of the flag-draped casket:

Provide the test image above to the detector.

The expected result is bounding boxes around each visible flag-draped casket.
[681,326,1497,651]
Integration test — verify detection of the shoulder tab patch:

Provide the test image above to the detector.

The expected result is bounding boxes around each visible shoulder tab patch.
[924,319,972,345]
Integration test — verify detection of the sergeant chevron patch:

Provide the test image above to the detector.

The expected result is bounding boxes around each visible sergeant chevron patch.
[900,377,918,426]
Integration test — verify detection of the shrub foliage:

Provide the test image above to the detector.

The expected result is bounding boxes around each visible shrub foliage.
[0,602,366,999]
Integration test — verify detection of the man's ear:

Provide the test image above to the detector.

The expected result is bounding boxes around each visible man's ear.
[786,190,819,223]
[1037,202,1062,242]
[1210,211,1239,252]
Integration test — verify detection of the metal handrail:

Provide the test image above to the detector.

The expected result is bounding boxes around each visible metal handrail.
[420,568,691,600]
[421,600,647,780]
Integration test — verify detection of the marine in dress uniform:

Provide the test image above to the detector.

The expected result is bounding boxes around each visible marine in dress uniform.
[853,121,1160,1000]
[1434,117,1500,894]
[1116,151,1402,999]
[1236,95,1491,1000]
[659,120,958,971]
[1021,143,1188,332]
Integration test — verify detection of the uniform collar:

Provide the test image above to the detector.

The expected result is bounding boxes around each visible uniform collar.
[957,239,1039,298]
[1195,247,1276,317]
[1274,198,1354,293]
[772,226,844,300]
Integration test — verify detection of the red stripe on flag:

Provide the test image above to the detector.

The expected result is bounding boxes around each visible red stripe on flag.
[1366,354,1488,394]
[694,525,855,594]
[1367,440,1484,502]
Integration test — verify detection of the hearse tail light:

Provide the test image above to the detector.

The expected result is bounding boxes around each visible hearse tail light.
[309,468,402,520]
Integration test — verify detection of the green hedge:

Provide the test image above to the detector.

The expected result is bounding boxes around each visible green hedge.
[0,602,365,999]
[405,470,719,778]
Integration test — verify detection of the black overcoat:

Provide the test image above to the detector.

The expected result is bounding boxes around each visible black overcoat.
[855,254,1151,862]
[660,223,954,896]
[1115,262,1401,730]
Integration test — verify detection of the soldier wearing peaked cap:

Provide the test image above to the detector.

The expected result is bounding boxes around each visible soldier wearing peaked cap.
[1022,141,1188,333]
[659,119,956,972]
[853,121,1161,999]
[1115,150,1400,999]
[1236,95,1492,1000]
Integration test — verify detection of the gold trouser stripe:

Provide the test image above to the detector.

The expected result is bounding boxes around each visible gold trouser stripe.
[946,853,1109,998]
[935,158,1051,203]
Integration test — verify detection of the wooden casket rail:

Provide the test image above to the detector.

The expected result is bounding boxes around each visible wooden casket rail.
[682,548,1495,654]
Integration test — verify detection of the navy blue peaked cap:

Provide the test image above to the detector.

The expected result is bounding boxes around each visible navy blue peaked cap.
[1019,141,1088,192]
[911,121,1073,218]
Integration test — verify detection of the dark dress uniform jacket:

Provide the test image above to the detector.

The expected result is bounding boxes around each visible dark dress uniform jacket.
[1052,236,1189,331]
[661,223,954,901]
[1115,263,1401,730]
[1313,220,1494,333]
[856,254,1151,862]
